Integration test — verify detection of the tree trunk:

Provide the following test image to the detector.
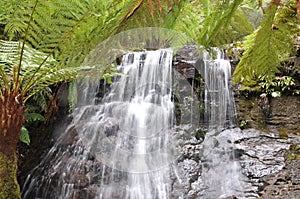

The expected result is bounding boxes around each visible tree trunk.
[0,92,25,199]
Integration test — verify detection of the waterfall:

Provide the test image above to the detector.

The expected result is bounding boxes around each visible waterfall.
[22,49,180,199]
[199,50,246,198]
[202,50,236,130]
[22,48,246,199]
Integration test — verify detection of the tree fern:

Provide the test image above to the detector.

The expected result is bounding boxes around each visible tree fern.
[233,0,299,85]
[115,0,186,32]
[197,0,245,47]
[172,0,254,48]
[172,0,205,41]
[0,0,134,102]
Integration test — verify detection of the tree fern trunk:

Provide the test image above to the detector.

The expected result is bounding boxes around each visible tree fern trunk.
[0,93,25,199]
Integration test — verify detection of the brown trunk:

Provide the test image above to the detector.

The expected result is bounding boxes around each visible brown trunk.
[0,92,25,199]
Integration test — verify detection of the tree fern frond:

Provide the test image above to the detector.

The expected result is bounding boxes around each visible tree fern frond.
[115,0,185,32]
[233,0,299,85]
[24,66,87,102]
[1,0,32,40]
[0,40,20,93]
[172,0,204,41]
[197,0,244,47]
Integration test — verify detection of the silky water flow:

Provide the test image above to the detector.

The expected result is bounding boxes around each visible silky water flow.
[22,49,246,199]
[199,51,246,198]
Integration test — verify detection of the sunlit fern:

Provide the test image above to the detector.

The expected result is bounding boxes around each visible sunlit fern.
[233,0,300,85]
[0,0,132,102]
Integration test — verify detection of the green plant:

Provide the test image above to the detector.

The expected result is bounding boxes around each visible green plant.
[233,0,299,86]
[239,119,250,129]
[258,75,297,97]
[288,144,300,160]
[19,111,45,145]
[19,127,30,146]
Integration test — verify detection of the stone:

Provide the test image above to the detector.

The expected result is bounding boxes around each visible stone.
[235,95,300,133]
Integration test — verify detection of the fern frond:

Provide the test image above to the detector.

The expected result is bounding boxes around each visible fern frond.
[0,40,20,95]
[24,64,92,102]
[233,0,299,85]
[115,0,185,32]
[172,0,204,41]
[197,0,244,47]
[25,112,45,123]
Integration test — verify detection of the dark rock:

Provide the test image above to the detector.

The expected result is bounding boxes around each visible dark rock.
[236,95,300,133]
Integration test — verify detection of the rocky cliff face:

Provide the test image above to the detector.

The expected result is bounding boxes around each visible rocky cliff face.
[235,95,300,134]
[174,45,300,198]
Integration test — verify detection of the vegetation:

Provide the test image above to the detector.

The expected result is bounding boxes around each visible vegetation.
[0,0,299,198]
[233,0,300,90]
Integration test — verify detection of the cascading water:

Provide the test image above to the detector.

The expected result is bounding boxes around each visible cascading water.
[22,49,181,199]
[202,50,236,130]
[22,47,247,199]
[199,50,246,198]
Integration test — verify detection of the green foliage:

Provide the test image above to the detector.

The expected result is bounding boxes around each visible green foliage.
[19,107,45,145]
[19,126,30,145]
[172,1,205,41]
[239,119,250,129]
[197,0,247,47]
[288,144,300,160]
[233,0,300,85]
[173,0,254,47]
[102,67,124,85]
[258,75,298,96]
[115,0,185,31]
[25,112,45,123]
[0,39,84,102]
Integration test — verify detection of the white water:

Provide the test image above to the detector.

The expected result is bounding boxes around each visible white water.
[200,50,245,198]
[202,50,236,130]
[93,49,176,198]
[22,49,180,199]
[22,48,246,199]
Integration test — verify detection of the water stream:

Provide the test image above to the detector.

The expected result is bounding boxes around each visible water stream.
[199,50,245,198]
[22,48,246,199]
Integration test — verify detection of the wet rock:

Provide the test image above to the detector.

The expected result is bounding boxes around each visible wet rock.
[234,129,300,198]
[236,95,300,133]
[71,185,99,199]
[173,127,300,199]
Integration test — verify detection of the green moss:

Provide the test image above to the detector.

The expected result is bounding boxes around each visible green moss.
[287,144,300,161]
[0,152,21,199]
[279,131,289,139]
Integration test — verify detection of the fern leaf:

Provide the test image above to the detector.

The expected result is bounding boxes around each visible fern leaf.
[24,66,89,102]
[233,0,299,85]
[197,0,244,47]
[19,126,30,145]
[25,112,45,123]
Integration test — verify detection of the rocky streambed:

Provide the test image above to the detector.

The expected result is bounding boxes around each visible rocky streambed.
[175,127,300,199]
